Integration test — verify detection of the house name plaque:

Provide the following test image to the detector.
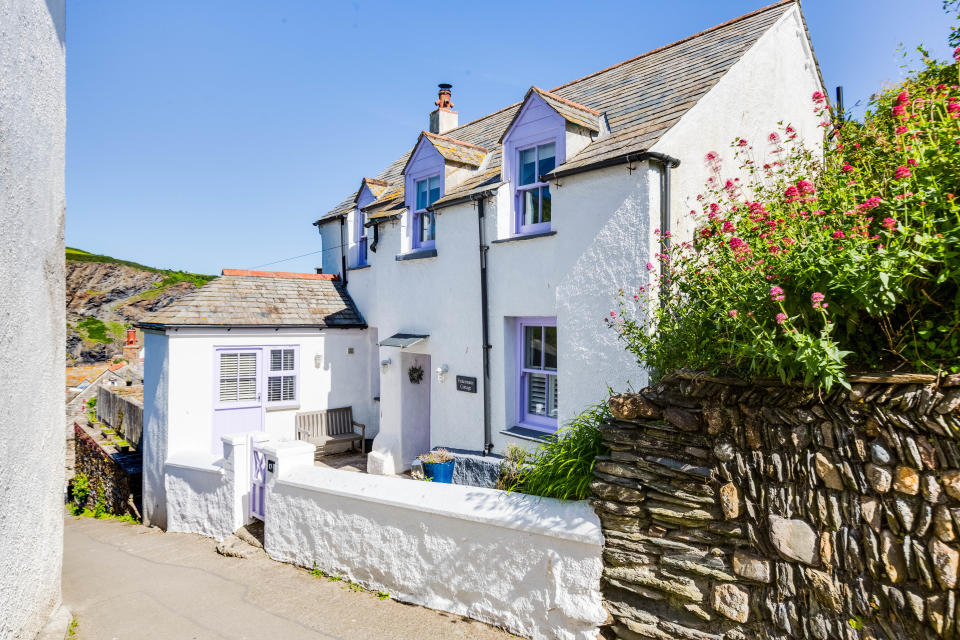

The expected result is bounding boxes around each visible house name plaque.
[456,376,477,393]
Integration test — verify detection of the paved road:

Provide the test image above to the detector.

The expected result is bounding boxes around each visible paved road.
[63,515,516,640]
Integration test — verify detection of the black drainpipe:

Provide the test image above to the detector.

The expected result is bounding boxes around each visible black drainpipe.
[339,215,348,287]
[475,194,494,455]
[651,154,680,286]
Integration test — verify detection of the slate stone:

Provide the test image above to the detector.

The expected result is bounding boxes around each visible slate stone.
[732,549,771,583]
[942,469,960,501]
[769,515,818,566]
[922,474,943,504]
[804,568,842,613]
[861,496,882,533]
[711,583,749,623]
[609,393,662,420]
[929,538,960,589]
[866,463,892,493]
[881,529,908,583]
[871,440,893,465]
[893,465,920,495]
[815,452,844,490]
[719,482,739,519]
[935,505,956,542]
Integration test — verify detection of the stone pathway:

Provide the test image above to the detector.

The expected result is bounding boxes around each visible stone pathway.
[63,514,516,640]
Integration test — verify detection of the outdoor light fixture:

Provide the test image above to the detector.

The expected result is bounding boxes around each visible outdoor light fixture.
[380,357,392,372]
[314,354,322,368]
[436,364,449,383]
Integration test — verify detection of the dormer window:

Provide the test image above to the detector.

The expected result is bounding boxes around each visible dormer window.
[517,142,556,234]
[414,175,441,248]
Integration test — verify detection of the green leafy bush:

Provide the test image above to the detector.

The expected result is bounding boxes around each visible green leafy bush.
[509,403,610,500]
[611,44,960,390]
[71,473,90,515]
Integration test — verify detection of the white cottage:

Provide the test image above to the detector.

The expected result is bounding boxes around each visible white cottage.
[315,0,826,474]
[137,269,375,528]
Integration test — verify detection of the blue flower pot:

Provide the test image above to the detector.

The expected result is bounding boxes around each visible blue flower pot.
[421,459,455,483]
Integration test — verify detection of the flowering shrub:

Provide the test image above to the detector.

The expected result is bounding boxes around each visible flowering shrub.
[610,46,960,390]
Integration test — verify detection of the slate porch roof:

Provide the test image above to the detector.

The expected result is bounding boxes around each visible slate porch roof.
[137,270,365,329]
[317,0,806,225]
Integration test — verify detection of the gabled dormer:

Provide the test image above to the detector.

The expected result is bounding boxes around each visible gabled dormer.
[400,127,488,254]
[500,87,602,236]
[356,177,388,210]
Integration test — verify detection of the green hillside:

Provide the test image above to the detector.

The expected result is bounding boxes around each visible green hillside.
[66,247,216,288]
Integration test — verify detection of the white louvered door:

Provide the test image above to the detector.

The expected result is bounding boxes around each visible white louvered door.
[212,348,263,456]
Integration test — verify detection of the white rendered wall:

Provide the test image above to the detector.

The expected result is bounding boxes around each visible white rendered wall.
[651,4,825,243]
[142,330,172,528]
[0,1,66,637]
[263,443,605,640]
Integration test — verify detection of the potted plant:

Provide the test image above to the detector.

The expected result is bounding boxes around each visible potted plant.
[417,448,455,483]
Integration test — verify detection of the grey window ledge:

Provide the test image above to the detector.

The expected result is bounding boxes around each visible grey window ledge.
[396,248,438,261]
[491,230,557,244]
[347,264,371,271]
[499,425,555,443]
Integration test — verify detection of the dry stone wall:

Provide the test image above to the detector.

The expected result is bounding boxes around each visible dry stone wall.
[74,422,142,517]
[593,373,960,640]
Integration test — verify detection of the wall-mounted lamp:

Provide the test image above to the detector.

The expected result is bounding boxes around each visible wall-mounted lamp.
[380,357,392,372]
[436,364,449,383]
[314,354,323,369]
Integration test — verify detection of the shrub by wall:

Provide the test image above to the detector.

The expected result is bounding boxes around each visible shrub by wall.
[593,372,960,640]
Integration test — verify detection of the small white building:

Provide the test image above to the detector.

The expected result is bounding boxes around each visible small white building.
[138,269,375,528]
[315,1,826,474]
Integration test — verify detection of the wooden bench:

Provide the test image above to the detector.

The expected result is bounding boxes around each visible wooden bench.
[295,407,366,459]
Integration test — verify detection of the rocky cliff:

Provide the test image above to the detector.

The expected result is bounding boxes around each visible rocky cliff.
[66,249,212,363]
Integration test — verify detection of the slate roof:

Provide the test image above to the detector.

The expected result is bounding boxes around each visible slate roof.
[317,0,800,225]
[499,87,600,143]
[417,132,488,167]
[138,270,365,328]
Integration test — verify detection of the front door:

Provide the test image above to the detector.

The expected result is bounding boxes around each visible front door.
[400,352,431,466]
[212,348,263,456]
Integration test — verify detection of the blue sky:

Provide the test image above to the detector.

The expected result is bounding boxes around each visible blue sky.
[66,1,957,276]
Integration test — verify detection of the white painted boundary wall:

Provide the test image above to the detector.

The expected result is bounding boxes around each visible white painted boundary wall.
[164,432,269,540]
[261,441,606,640]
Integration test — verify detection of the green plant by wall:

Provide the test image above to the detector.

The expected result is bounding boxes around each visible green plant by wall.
[610,38,960,390]
[71,473,90,515]
[93,484,107,519]
[86,396,96,409]
[509,403,610,501]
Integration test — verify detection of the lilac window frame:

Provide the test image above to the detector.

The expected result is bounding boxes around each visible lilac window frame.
[354,212,368,267]
[515,317,558,432]
[213,348,262,410]
[264,345,299,409]
[515,142,556,235]
[413,175,441,250]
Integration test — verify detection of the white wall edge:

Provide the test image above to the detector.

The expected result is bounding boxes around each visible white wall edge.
[165,452,224,475]
[276,466,603,546]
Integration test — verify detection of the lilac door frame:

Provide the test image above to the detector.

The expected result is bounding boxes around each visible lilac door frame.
[514,316,558,433]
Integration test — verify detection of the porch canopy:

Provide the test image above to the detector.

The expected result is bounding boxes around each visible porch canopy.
[379,333,428,348]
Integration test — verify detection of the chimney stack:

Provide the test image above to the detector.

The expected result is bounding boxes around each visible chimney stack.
[429,83,458,134]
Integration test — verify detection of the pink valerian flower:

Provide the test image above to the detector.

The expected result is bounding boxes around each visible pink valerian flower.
[858,196,882,211]
[811,292,827,310]
[768,132,780,143]
[895,166,912,179]
[882,217,897,230]
[907,158,918,166]
[737,138,748,147]
[728,309,738,318]
[896,125,909,134]
[784,185,799,200]
[896,91,910,104]
[833,230,846,239]
[841,163,854,173]
[812,91,826,104]
[721,221,736,234]
[954,46,960,62]
[610,311,617,318]
[776,312,788,325]
[948,102,960,114]
[893,104,906,118]
[796,180,816,195]
[728,237,748,253]
[645,262,654,271]
[699,228,712,238]
[769,285,785,301]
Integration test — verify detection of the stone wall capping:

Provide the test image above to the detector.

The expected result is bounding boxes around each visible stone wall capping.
[595,372,960,640]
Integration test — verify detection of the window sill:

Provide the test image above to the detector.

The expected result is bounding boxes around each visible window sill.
[491,230,556,244]
[499,425,556,443]
[396,248,438,261]
[265,404,300,412]
[348,264,371,271]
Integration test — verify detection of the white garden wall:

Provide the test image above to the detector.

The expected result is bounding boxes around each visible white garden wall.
[261,440,605,640]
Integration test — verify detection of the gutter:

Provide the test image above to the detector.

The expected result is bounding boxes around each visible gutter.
[430,186,499,213]
[339,216,348,287]
[473,193,494,456]
[133,322,368,331]
[544,150,679,181]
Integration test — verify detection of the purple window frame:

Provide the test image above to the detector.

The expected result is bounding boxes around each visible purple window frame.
[213,348,262,410]
[515,317,558,432]
[515,141,556,236]
[354,211,368,267]
[413,175,441,250]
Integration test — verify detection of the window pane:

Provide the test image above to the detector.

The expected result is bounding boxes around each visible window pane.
[270,350,282,372]
[219,378,238,402]
[238,377,257,401]
[538,143,556,176]
[416,179,428,210]
[519,148,536,186]
[540,186,552,224]
[282,349,294,371]
[428,176,441,205]
[238,353,257,377]
[523,189,539,226]
[420,212,435,242]
[524,325,542,369]
[428,213,435,241]
[544,326,557,370]
[267,376,282,402]
[219,353,238,378]
[282,375,296,401]
[527,373,547,416]
[547,374,558,418]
